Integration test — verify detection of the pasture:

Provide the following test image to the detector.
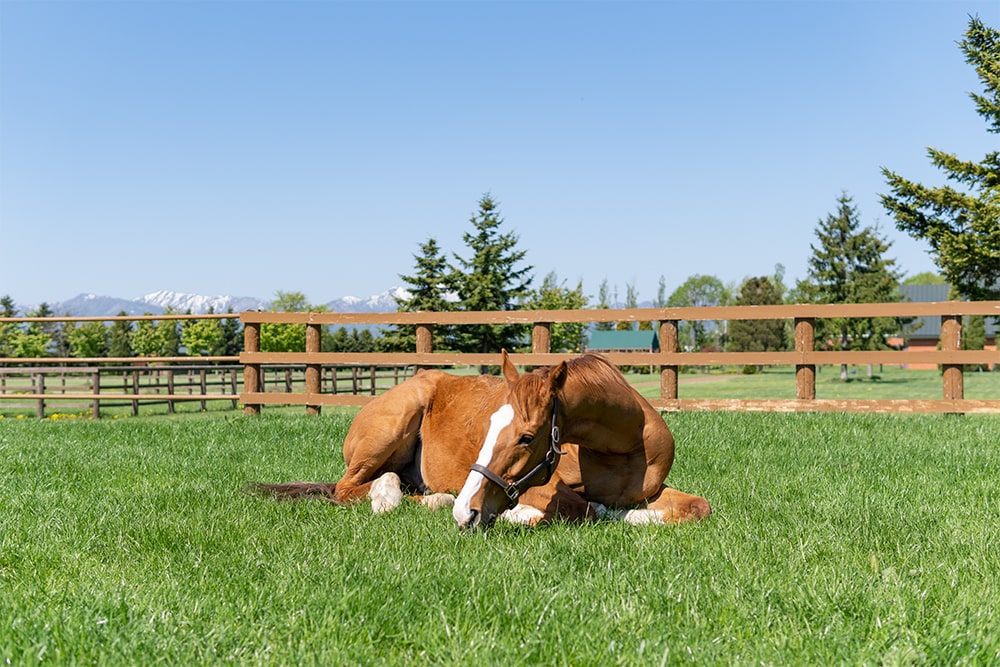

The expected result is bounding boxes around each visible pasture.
[2,410,999,664]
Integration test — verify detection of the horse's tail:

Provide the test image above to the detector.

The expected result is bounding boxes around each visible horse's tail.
[245,481,340,502]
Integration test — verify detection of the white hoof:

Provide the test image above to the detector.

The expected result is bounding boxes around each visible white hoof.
[369,473,403,514]
[421,493,455,510]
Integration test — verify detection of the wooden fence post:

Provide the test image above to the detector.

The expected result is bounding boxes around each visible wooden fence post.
[795,317,816,400]
[35,372,45,419]
[305,322,322,416]
[941,314,964,400]
[659,320,679,400]
[243,321,261,416]
[532,323,552,354]
[415,323,433,372]
[91,369,101,419]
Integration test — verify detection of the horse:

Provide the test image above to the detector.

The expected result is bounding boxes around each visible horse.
[253,350,710,529]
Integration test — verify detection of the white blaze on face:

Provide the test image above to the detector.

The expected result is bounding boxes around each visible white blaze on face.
[453,403,514,526]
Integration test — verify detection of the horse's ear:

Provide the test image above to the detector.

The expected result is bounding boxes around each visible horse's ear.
[550,361,568,392]
[501,349,520,382]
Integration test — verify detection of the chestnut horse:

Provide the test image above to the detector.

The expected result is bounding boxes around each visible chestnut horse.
[254,351,710,529]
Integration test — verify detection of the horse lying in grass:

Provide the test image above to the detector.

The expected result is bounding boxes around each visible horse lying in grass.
[254,351,710,529]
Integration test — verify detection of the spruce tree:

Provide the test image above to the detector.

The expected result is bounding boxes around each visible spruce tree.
[382,237,456,352]
[108,311,134,362]
[451,194,533,358]
[881,17,1000,301]
[798,193,904,379]
[594,279,614,332]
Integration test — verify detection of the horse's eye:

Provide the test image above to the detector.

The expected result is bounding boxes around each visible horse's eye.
[518,434,534,446]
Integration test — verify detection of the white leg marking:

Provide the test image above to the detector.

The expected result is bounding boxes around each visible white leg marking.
[601,508,665,525]
[421,493,455,510]
[453,404,515,526]
[369,472,403,514]
[500,504,545,526]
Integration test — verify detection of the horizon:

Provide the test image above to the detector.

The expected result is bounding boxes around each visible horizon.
[2,2,996,306]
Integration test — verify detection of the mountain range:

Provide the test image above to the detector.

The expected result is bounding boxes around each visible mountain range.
[16,288,411,318]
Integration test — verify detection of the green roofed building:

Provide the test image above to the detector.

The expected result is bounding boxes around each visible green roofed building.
[586,329,660,353]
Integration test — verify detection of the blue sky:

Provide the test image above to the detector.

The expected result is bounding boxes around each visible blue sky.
[1,0,996,308]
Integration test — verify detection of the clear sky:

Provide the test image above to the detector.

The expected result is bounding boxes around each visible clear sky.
[1,0,996,308]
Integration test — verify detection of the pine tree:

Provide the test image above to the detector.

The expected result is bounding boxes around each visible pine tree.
[617,283,638,331]
[451,194,533,358]
[594,279,614,332]
[382,237,456,352]
[215,309,243,356]
[881,16,1000,301]
[798,193,904,379]
[108,311,134,362]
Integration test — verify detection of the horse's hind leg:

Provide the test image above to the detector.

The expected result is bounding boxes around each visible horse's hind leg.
[333,379,432,506]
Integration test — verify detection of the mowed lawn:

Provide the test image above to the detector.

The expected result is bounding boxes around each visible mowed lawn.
[2,409,999,665]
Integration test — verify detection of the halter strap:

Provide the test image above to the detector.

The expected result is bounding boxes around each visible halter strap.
[470,396,565,509]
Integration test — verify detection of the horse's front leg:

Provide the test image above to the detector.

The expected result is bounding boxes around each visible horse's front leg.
[600,485,711,525]
[500,478,599,527]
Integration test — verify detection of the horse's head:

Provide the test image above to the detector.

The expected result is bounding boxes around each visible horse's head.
[453,350,568,530]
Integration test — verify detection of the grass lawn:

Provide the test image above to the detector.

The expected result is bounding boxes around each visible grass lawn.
[2,410,999,664]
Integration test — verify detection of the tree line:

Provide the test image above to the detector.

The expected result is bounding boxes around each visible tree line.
[1,18,995,366]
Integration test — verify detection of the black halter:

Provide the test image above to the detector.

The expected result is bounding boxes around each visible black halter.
[468,396,566,510]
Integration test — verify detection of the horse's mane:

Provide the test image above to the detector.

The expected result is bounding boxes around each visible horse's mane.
[536,353,632,394]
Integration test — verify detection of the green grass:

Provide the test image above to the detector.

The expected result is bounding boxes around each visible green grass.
[2,410,999,664]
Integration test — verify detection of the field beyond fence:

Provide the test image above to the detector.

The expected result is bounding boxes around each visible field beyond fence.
[2,300,999,417]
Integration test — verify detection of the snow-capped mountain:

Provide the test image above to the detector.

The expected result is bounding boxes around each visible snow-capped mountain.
[19,288,410,317]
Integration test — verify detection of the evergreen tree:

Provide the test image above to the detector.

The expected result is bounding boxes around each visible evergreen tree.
[798,193,904,379]
[450,194,533,358]
[108,311,134,362]
[51,319,73,357]
[881,17,1000,301]
[617,282,639,331]
[160,308,182,356]
[382,237,456,352]
[524,272,590,353]
[215,309,243,356]
[593,279,614,332]
[729,276,787,372]
[0,296,16,357]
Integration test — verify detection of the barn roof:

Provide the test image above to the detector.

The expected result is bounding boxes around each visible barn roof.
[900,284,997,338]
[586,329,660,351]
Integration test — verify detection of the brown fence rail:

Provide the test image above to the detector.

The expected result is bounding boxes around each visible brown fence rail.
[239,301,1000,415]
[2,301,999,416]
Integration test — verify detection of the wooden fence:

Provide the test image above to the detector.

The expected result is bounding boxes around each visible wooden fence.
[2,301,999,416]
[239,301,1000,415]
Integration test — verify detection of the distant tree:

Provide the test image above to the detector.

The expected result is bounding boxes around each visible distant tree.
[450,194,533,359]
[51,319,73,357]
[261,291,327,353]
[903,271,947,286]
[617,282,639,331]
[524,272,589,353]
[108,312,134,362]
[667,274,731,351]
[963,313,989,372]
[160,308,182,356]
[654,276,668,309]
[214,310,243,356]
[881,17,1000,301]
[68,322,109,358]
[183,308,223,356]
[729,276,787,372]
[798,193,905,379]
[0,296,17,357]
[382,237,456,352]
[593,279,614,332]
